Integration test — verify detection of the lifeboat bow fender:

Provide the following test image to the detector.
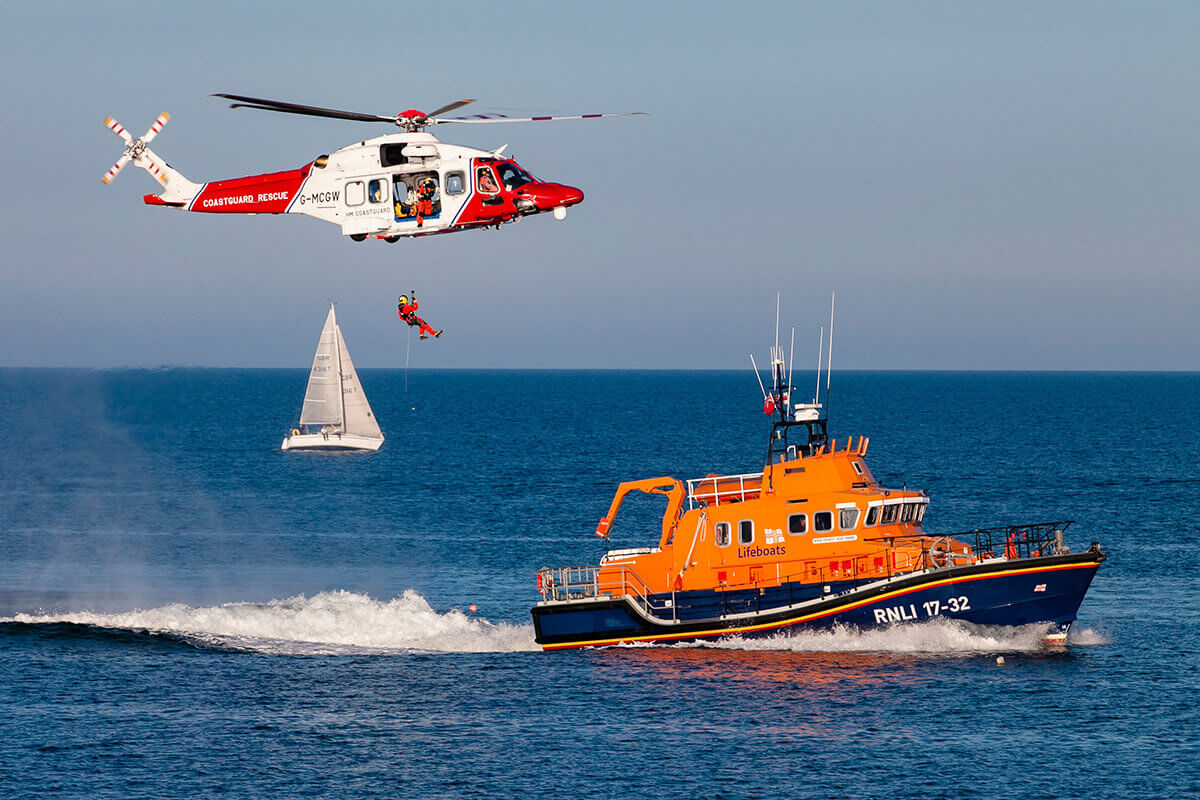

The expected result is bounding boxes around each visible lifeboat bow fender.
[594,477,685,545]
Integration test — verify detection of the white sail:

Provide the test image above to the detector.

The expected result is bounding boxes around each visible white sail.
[299,305,343,426]
[336,324,383,439]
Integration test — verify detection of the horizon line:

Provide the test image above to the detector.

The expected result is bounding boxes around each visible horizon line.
[2,365,1198,375]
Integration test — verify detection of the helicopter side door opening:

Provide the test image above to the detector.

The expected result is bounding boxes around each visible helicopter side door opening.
[393,172,442,225]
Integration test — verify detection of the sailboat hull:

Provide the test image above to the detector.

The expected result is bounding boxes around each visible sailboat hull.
[281,433,384,452]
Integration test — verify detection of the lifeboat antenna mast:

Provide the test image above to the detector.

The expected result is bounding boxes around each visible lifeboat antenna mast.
[761,295,829,468]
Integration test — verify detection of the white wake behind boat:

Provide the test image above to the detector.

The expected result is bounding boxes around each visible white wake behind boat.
[282,303,385,452]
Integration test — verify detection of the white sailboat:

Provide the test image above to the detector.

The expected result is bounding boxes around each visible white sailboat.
[282,303,385,452]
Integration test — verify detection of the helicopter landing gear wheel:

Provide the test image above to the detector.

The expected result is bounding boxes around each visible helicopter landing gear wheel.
[384,236,400,243]
[349,234,366,242]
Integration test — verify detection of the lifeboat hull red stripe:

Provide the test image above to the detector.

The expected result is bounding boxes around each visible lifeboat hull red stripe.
[185,164,312,214]
[533,552,1104,650]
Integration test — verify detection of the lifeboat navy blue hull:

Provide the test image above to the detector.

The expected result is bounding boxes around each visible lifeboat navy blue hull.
[532,549,1105,649]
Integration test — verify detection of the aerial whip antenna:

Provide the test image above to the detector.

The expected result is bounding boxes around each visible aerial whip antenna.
[825,291,835,415]
[788,326,795,413]
[749,354,769,401]
[827,291,835,391]
[814,326,823,406]
[774,292,781,353]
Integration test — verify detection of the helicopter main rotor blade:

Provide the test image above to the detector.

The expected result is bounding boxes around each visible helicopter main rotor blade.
[211,93,394,124]
[424,99,476,119]
[436,111,649,125]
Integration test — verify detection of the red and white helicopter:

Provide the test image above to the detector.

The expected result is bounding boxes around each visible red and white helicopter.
[102,95,644,241]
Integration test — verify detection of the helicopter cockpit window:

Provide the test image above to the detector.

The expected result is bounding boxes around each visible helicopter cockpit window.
[445,172,465,195]
[476,166,500,194]
[496,162,533,191]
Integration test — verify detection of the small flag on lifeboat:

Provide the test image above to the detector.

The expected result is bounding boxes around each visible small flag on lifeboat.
[763,395,776,415]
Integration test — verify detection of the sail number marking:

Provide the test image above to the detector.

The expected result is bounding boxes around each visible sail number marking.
[872,596,971,623]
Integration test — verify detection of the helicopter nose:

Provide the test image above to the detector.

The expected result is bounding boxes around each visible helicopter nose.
[525,182,584,210]
[558,185,584,206]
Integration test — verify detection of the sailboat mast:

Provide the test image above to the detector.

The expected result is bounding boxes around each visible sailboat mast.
[332,304,346,428]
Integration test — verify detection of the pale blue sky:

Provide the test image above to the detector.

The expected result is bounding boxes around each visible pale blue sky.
[1,1,1196,368]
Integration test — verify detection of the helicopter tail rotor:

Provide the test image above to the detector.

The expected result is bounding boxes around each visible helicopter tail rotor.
[101,112,200,202]
[101,113,172,185]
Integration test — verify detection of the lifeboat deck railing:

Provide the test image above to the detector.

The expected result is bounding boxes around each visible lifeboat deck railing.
[870,520,1075,564]
[537,564,672,619]
[685,472,763,510]
[941,520,1074,561]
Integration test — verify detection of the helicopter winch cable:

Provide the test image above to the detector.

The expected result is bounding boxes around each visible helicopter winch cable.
[404,325,412,394]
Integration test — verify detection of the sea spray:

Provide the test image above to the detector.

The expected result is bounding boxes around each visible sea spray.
[4,589,539,654]
[704,619,1107,654]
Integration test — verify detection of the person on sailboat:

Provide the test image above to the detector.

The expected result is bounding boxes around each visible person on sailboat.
[397,292,442,340]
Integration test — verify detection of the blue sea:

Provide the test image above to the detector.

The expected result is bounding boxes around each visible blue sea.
[0,369,1196,799]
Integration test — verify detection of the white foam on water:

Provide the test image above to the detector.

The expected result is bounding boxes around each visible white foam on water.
[1066,626,1110,646]
[702,619,1087,655]
[4,590,539,654]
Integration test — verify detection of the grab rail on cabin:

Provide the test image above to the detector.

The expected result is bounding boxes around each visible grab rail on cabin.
[685,472,764,510]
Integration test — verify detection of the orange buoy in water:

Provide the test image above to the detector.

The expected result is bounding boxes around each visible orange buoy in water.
[468,604,478,613]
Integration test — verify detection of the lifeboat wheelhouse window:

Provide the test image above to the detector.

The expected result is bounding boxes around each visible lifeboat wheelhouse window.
[915,502,928,523]
[900,503,915,524]
[838,507,860,530]
[814,511,833,532]
[880,504,899,525]
[715,522,731,547]
[738,520,754,545]
[788,513,807,535]
[851,461,864,475]
[864,505,880,527]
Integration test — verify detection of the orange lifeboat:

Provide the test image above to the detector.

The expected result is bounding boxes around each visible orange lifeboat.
[531,312,1105,650]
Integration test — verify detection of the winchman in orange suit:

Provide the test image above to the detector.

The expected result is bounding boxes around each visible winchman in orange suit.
[413,177,438,227]
[397,292,442,340]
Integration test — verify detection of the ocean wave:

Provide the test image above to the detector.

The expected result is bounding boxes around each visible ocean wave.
[2,590,539,655]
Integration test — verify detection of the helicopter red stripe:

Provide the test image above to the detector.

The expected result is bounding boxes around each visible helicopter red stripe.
[187,165,311,214]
